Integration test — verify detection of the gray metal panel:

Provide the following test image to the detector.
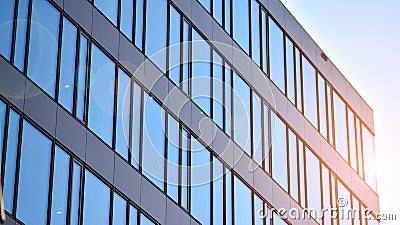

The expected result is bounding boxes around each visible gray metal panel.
[113,155,141,204]
[140,177,167,225]
[63,0,92,34]
[92,8,119,60]
[0,58,25,111]
[165,199,191,225]
[191,0,213,40]
[52,0,63,9]
[118,34,143,76]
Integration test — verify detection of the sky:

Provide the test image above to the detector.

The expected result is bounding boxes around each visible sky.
[279,0,400,224]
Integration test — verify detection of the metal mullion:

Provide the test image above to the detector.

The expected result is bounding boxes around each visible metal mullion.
[10,0,20,65]
[187,132,192,213]
[109,189,114,225]
[128,79,134,165]
[22,0,33,76]
[132,0,137,44]
[177,124,183,206]
[55,13,64,103]
[141,0,147,53]
[210,153,214,225]
[285,126,291,197]
[163,110,169,193]
[72,30,81,117]
[138,88,144,173]
[112,66,119,151]
[65,157,74,225]
[302,143,308,209]
[295,136,301,204]
[260,99,265,171]
[0,106,11,185]
[11,110,24,216]
[83,40,92,124]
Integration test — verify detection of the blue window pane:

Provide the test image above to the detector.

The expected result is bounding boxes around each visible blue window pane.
[306,148,321,221]
[88,44,115,146]
[135,0,144,50]
[94,0,118,25]
[142,94,165,190]
[252,92,262,166]
[83,170,110,225]
[269,18,285,93]
[131,82,141,169]
[180,129,189,210]
[3,109,20,212]
[167,115,179,202]
[70,162,82,225]
[50,146,70,225]
[302,56,318,128]
[254,195,264,225]
[213,52,224,128]
[233,72,251,155]
[333,92,348,162]
[129,205,138,225]
[298,140,306,208]
[76,34,88,122]
[263,104,270,172]
[337,181,351,225]
[213,0,222,25]
[362,124,377,191]
[347,109,357,171]
[271,114,288,191]
[225,170,233,225]
[224,0,231,34]
[288,129,298,201]
[285,37,295,104]
[17,120,52,225]
[140,214,155,225]
[356,118,363,178]
[113,193,127,225]
[182,21,190,95]
[28,0,60,97]
[198,0,210,12]
[58,17,77,113]
[192,29,211,116]
[295,48,302,111]
[327,85,334,145]
[232,0,249,53]
[0,101,6,164]
[169,5,181,85]
[251,0,260,66]
[273,213,287,225]
[145,0,167,70]
[261,10,267,73]
[212,158,224,225]
[318,74,327,138]
[190,138,211,225]
[321,165,331,225]
[14,0,29,71]
[116,69,131,160]
[120,0,133,40]
[234,176,252,225]
[0,0,15,60]
[224,64,232,136]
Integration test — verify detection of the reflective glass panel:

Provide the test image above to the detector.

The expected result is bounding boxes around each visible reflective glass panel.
[288,129,298,200]
[347,109,357,171]
[254,195,264,225]
[0,101,6,166]
[83,170,110,225]
[272,114,288,191]
[116,69,131,160]
[70,162,82,225]
[269,18,285,93]
[298,140,306,208]
[234,176,252,225]
[362,124,377,191]
[302,56,318,127]
[88,44,115,146]
[94,0,118,25]
[50,146,70,225]
[182,21,190,94]
[252,92,262,166]
[285,37,295,104]
[224,0,231,33]
[251,0,260,65]
[213,158,224,225]
[129,205,138,225]
[181,129,189,210]
[198,0,210,12]
[120,0,133,40]
[213,52,224,129]
[142,94,165,190]
[14,0,29,71]
[135,0,144,50]
[233,72,251,155]
[167,115,179,202]
[224,64,232,136]
[113,193,127,225]
[333,92,348,161]
[58,17,77,113]
[17,120,52,225]
[0,0,15,60]
[213,0,222,25]
[140,214,155,225]
[261,10,267,73]
[337,181,351,225]
[169,6,181,85]
[76,34,88,122]
[225,170,233,225]
[295,48,302,111]
[263,104,270,172]
[306,148,321,221]
[321,164,331,225]
[318,74,327,138]
[131,82,141,169]
[232,0,249,53]
[28,0,60,97]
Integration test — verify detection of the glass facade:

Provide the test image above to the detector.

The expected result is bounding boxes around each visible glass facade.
[0,0,379,224]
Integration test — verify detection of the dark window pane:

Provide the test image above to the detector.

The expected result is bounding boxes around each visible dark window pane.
[116,69,131,160]
[14,0,29,71]
[198,0,210,12]
[58,18,77,113]
[167,115,179,202]
[271,114,288,191]
[232,0,249,53]
[254,195,264,225]
[306,148,321,221]
[224,0,231,34]
[28,0,60,97]
[251,0,260,65]
[362,124,377,191]
[145,0,167,70]
[318,74,327,138]
[0,0,15,60]
[3,109,20,212]
[142,94,165,190]
[76,34,88,122]
[50,146,70,225]
[113,193,127,225]
[233,72,251,155]
[269,18,285,93]
[120,0,133,40]
[333,92,348,161]
[285,37,295,104]
[70,162,82,225]
[83,170,110,225]
[129,205,138,225]
[140,214,155,225]
[135,0,144,50]
[190,138,211,224]
[302,56,318,127]
[212,158,224,225]
[88,44,115,146]
[169,6,181,86]
[288,129,298,201]
[213,0,222,25]
[192,29,211,116]
[234,176,252,225]
[252,92,262,166]
[131,82,141,169]
[94,0,118,25]
[225,170,233,225]
[213,52,224,129]
[16,120,52,225]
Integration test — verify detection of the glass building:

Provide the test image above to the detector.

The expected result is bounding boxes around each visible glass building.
[0,0,379,225]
